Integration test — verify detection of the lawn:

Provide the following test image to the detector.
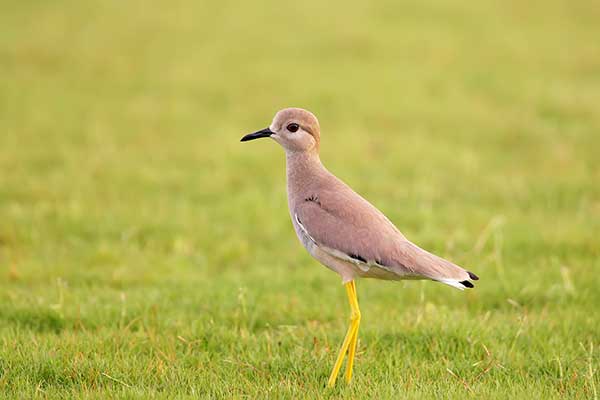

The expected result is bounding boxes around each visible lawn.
[0,0,599,398]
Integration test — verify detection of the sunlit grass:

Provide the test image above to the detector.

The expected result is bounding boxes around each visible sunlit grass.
[0,0,599,398]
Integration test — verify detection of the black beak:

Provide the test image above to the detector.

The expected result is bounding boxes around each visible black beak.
[240,128,274,142]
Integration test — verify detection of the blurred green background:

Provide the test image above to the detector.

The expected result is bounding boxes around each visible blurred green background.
[1,0,598,398]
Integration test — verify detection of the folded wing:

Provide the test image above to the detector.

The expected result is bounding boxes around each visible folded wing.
[294,189,477,289]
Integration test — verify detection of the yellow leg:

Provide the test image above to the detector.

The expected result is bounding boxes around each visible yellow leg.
[327,280,361,387]
[345,281,360,383]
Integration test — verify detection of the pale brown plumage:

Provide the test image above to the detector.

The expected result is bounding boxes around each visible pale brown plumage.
[242,107,479,289]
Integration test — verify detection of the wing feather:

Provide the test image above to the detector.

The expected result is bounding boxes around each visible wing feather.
[294,189,472,283]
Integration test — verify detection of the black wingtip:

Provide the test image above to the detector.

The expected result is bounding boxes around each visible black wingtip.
[460,280,474,288]
[348,253,367,263]
[468,271,479,280]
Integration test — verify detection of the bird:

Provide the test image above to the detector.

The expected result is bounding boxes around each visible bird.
[241,108,479,387]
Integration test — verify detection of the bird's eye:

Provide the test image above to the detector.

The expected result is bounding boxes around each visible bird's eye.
[287,123,299,133]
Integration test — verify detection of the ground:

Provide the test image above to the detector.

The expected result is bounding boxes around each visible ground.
[0,0,599,398]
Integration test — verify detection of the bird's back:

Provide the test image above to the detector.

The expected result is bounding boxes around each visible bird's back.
[287,155,478,289]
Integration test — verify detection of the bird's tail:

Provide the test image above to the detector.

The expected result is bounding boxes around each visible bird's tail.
[399,241,479,290]
[436,270,480,290]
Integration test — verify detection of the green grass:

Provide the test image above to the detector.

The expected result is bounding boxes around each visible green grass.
[1,0,599,398]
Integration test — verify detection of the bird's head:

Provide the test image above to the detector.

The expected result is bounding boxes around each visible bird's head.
[241,108,320,153]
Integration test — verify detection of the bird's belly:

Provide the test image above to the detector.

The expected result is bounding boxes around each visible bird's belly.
[291,219,332,268]
[290,216,354,279]
[356,265,400,280]
[291,216,318,255]
[312,247,406,282]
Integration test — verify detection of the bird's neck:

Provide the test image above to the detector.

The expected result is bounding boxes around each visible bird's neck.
[285,150,325,203]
